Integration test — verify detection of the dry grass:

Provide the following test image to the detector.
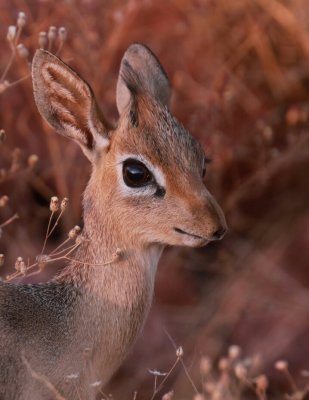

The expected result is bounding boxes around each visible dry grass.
[0,0,309,398]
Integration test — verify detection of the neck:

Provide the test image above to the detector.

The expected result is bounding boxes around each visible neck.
[54,199,163,382]
[57,202,163,291]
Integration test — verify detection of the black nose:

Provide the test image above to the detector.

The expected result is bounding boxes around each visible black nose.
[212,226,227,240]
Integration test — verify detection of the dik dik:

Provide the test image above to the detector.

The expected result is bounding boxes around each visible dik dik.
[0,44,226,399]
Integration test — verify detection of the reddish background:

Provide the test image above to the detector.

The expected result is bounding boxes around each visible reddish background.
[1,0,309,398]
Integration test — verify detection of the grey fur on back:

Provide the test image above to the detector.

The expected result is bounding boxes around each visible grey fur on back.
[0,282,80,399]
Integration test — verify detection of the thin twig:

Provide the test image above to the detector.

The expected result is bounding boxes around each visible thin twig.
[0,48,16,82]
[163,328,198,394]
[47,210,64,239]
[49,242,78,257]
[153,375,158,393]
[179,358,199,395]
[150,357,180,400]
[41,211,54,256]
[21,352,66,400]
[56,41,64,56]
[5,74,31,88]
[14,25,23,47]
[5,242,81,282]
[62,254,119,267]
[48,36,54,52]
[0,213,19,229]
[49,237,71,256]
[283,369,298,393]
[0,22,23,83]
[5,243,119,282]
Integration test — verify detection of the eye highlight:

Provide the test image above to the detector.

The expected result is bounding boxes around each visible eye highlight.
[123,159,153,188]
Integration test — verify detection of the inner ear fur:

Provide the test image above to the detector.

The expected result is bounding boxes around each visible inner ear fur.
[116,43,171,116]
[32,50,111,158]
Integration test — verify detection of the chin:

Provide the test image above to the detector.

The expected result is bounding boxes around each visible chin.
[162,236,209,248]
[183,237,209,248]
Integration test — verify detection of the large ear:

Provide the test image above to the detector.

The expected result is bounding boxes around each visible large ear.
[32,50,111,161]
[116,43,171,115]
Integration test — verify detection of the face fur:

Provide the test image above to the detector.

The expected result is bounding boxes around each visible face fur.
[92,96,227,248]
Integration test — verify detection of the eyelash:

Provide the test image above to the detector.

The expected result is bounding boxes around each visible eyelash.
[121,158,166,197]
[202,157,211,177]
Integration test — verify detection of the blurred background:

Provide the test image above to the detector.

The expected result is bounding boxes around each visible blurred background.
[1,0,309,398]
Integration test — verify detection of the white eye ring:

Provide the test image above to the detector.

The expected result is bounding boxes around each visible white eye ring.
[117,153,166,186]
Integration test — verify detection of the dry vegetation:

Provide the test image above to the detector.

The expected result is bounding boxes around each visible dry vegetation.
[0,0,309,398]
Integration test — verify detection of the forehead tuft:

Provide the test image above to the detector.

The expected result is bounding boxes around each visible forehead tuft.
[120,101,205,173]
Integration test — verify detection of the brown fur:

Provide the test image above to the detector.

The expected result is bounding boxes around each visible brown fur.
[0,44,226,399]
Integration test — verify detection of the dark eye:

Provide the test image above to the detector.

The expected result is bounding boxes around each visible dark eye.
[123,159,153,188]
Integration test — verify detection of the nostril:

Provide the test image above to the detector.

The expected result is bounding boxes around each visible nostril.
[212,226,227,240]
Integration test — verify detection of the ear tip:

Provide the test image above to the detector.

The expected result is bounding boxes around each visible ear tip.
[117,43,171,113]
[124,42,169,81]
[126,42,148,51]
[125,43,156,60]
[32,49,59,69]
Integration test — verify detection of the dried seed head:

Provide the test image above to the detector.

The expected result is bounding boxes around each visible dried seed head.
[255,374,268,392]
[275,360,288,371]
[115,248,122,259]
[0,81,10,93]
[203,382,216,394]
[15,256,26,274]
[176,346,183,358]
[17,43,29,59]
[20,262,26,275]
[0,129,6,143]
[36,254,50,270]
[0,195,9,208]
[61,197,69,211]
[7,25,17,42]
[200,356,212,376]
[218,357,230,372]
[11,148,22,172]
[50,196,59,212]
[228,345,241,361]
[38,31,48,48]
[75,235,84,245]
[58,27,67,42]
[17,11,26,28]
[48,26,57,41]
[162,391,174,400]
[68,225,81,240]
[234,363,248,381]
[27,154,39,169]
[0,254,4,267]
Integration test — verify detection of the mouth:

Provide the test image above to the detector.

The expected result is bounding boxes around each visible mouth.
[174,227,205,241]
